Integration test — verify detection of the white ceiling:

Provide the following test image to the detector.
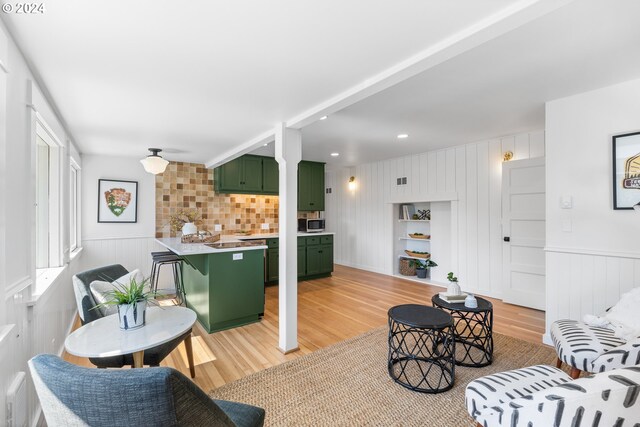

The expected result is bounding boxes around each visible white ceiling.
[299,0,640,167]
[1,0,519,163]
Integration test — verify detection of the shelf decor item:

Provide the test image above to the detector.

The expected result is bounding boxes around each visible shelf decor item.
[168,209,202,236]
[97,179,138,223]
[446,272,462,296]
[180,231,221,244]
[612,131,640,209]
[415,259,438,279]
[399,258,417,276]
[408,233,430,239]
[465,293,478,309]
[404,250,430,259]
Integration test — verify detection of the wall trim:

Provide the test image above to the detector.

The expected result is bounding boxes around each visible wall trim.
[0,323,16,346]
[82,236,156,242]
[5,276,32,300]
[545,246,640,260]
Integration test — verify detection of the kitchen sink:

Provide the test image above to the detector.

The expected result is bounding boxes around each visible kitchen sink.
[205,240,266,249]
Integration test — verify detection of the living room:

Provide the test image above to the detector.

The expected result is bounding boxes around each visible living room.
[2,1,640,426]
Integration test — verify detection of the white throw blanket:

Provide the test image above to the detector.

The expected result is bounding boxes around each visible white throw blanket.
[583,287,640,341]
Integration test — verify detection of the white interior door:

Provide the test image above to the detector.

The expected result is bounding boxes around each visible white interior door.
[502,157,545,310]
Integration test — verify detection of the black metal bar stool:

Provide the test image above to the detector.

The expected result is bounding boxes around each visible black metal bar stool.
[150,251,185,304]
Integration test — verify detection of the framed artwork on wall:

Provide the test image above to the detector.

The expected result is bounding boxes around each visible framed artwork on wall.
[98,179,138,223]
[612,131,640,210]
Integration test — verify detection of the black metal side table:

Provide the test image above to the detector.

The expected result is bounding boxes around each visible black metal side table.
[387,304,455,393]
[431,295,493,367]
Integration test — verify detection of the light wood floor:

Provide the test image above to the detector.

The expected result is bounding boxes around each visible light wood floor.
[64,264,546,392]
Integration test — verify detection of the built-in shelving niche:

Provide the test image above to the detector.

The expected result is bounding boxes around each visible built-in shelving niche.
[392,201,452,287]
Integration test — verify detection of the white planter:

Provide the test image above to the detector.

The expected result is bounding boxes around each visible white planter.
[182,222,197,235]
[447,281,462,296]
[465,293,478,308]
[117,300,147,330]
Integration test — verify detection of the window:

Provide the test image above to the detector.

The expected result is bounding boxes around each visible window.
[35,118,62,270]
[70,159,81,252]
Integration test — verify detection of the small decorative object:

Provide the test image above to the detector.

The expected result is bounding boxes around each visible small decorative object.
[465,293,478,308]
[446,272,462,296]
[412,214,419,220]
[97,179,138,223]
[92,276,157,331]
[409,233,430,239]
[181,231,221,244]
[612,131,640,209]
[404,250,430,259]
[503,151,514,162]
[399,258,417,276]
[417,209,431,221]
[415,259,438,279]
[168,209,202,235]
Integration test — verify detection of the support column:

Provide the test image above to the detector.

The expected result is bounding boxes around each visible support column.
[274,123,301,353]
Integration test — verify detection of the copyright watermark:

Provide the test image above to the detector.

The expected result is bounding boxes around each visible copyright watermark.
[2,3,46,13]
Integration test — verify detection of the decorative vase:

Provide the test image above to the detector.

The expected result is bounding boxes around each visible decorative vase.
[465,293,478,309]
[447,281,462,296]
[416,268,428,279]
[117,300,147,330]
[182,222,197,235]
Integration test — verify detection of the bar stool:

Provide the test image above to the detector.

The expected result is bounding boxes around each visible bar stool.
[150,251,186,304]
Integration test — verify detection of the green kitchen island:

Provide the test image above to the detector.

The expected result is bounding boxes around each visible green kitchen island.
[156,237,266,333]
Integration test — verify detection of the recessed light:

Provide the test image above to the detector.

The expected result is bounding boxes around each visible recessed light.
[397,134,409,139]
[330,152,340,157]
[263,143,269,146]
[319,116,328,120]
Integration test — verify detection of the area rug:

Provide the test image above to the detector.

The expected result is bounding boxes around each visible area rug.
[209,327,557,426]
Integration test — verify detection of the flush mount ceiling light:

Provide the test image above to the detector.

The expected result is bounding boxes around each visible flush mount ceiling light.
[140,148,169,175]
[397,134,409,139]
[319,116,328,120]
[331,152,340,157]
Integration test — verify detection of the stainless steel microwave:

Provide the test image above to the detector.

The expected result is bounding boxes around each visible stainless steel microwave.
[298,218,325,233]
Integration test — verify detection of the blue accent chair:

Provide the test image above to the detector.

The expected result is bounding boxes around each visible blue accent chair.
[29,354,266,427]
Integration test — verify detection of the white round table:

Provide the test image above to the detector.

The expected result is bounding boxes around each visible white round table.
[65,306,197,372]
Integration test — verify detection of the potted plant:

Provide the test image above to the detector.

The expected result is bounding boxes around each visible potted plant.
[93,277,157,330]
[446,272,462,296]
[169,208,201,236]
[415,259,438,279]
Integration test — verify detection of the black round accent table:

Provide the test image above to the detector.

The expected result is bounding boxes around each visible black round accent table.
[431,295,493,367]
[387,304,455,393]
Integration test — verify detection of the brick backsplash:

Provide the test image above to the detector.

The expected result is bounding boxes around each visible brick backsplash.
[155,162,279,238]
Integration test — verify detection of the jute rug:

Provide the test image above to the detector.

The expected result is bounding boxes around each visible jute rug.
[209,327,557,426]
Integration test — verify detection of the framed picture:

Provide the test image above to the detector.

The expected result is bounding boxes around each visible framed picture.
[612,131,640,210]
[98,179,138,223]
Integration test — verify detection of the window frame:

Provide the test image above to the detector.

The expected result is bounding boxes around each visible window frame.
[69,157,81,253]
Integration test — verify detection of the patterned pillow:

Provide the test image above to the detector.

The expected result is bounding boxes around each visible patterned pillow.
[89,269,144,317]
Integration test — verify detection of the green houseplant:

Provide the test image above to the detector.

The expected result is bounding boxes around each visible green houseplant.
[93,277,157,330]
[415,259,438,279]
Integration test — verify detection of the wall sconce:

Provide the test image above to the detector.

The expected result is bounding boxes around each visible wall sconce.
[348,176,356,191]
[503,151,513,162]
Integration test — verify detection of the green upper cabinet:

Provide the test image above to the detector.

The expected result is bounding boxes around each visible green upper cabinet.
[262,156,279,194]
[215,155,270,195]
[298,161,325,211]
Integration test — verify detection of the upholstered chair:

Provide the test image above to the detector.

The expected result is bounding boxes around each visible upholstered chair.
[29,354,265,427]
[72,264,195,375]
[465,364,640,426]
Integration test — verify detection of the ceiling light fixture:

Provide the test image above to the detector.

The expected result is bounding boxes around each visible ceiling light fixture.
[397,134,409,139]
[331,152,340,157]
[140,148,169,175]
[319,116,328,120]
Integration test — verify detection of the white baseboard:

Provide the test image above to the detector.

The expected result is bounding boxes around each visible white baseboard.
[542,333,553,346]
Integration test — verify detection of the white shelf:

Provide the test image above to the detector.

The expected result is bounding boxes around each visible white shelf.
[398,219,429,223]
[399,237,430,242]
[398,254,431,261]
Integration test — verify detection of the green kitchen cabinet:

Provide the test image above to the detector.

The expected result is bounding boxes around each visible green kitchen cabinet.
[319,244,334,274]
[305,245,322,276]
[297,245,306,277]
[262,156,279,194]
[267,247,279,282]
[214,155,264,194]
[298,161,325,211]
[181,249,265,333]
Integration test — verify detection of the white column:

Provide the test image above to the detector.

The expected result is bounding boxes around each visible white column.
[274,123,301,353]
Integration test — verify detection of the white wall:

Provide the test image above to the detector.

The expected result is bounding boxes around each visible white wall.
[80,154,167,283]
[0,19,82,426]
[545,78,640,341]
[326,130,544,298]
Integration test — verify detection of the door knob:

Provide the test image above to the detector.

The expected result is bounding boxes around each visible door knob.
[503,237,510,242]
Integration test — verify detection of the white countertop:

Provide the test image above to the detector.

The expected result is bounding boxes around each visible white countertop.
[156,232,334,256]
